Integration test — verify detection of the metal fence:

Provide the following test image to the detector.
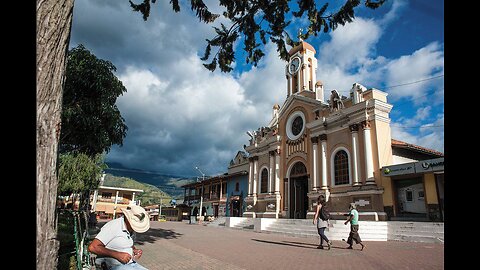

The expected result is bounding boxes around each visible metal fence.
[71,210,95,270]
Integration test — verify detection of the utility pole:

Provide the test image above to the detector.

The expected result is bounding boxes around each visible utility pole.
[159,197,162,218]
[195,166,205,224]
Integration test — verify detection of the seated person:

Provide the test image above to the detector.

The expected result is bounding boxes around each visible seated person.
[88,205,150,269]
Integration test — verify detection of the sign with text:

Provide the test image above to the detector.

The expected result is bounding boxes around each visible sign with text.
[382,162,415,176]
[414,158,444,173]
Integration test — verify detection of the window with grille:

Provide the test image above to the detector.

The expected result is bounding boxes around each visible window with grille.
[261,168,268,193]
[334,150,350,185]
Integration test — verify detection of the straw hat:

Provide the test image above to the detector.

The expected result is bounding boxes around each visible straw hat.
[349,203,357,209]
[121,205,150,233]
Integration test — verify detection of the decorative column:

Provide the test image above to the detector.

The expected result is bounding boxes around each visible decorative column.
[113,190,119,217]
[297,69,301,93]
[219,180,223,199]
[132,192,136,205]
[248,157,254,196]
[286,74,291,97]
[269,151,275,194]
[362,121,375,185]
[302,63,307,91]
[350,124,361,186]
[253,156,259,200]
[311,136,319,190]
[274,149,281,218]
[311,63,316,92]
[92,189,99,212]
[319,134,328,189]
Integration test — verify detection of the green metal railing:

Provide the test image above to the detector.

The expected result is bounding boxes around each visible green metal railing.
[72,210,94,270]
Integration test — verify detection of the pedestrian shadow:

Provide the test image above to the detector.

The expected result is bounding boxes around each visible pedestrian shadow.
[282,241,318,247]
[256,240,351,251]
[134,228,183,245]
[251,239,317,249]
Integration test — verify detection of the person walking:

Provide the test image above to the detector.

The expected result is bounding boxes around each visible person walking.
[88,205,151,269]
[313,195,332,250]
[343,202,365,251]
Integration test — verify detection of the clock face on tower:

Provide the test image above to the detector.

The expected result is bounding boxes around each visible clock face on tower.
[289,57,300,75]
[286,111,305,140]
[291,116,303,136]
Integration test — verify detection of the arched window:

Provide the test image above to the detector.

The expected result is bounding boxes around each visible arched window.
[261,168,268,193]
[334,150,350,185]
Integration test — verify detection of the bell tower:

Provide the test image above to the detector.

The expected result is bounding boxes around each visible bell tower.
[285,40,318,97]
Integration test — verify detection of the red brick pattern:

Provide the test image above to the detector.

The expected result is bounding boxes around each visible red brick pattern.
[133,221,444,270]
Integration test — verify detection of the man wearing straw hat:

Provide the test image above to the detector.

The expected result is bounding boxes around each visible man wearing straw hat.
[88,205,150,269]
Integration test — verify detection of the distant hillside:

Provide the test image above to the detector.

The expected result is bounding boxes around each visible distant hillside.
[104,162,196,200]
[103,174,173,206]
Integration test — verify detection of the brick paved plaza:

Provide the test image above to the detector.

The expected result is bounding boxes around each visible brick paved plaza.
[131,221,444,270]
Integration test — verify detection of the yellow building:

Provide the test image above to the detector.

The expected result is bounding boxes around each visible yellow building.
[243,40,444,221]
[90,185,144,219]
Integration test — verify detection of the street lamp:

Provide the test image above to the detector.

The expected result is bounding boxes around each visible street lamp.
[195,166,205,223]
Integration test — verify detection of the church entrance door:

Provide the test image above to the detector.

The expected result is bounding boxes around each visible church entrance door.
[288,162,308,219]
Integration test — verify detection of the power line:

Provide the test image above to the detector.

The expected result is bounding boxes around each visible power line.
[331,74,444,94]
[383,74,444,90]
[390,124,444,129]
[391,88,444,110]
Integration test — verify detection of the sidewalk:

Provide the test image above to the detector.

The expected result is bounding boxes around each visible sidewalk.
[133,221,444,270]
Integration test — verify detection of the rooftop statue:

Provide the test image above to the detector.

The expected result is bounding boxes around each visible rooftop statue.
[330,89,344,112]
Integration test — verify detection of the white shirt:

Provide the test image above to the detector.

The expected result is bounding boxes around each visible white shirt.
[95,216,134,257]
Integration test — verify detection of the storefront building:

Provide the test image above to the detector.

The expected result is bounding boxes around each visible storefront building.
[182,174,229,219]
[381,141,444,221]
[225,151,249,217]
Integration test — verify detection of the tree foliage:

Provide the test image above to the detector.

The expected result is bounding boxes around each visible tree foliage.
[57,152,107,196]
[60,44,128,157]
[129,0,387,72]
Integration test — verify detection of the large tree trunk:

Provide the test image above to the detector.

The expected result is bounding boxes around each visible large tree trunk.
[36,0,75,269]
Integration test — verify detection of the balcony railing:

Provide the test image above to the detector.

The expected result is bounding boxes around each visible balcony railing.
[96,198,131,204]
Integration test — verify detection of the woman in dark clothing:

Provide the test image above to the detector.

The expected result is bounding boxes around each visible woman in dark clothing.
[313,195,332,249]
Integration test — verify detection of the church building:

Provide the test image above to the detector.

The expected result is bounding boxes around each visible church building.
[242,40,443,221]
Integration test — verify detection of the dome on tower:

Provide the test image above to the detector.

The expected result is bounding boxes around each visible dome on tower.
[288,41,316,55]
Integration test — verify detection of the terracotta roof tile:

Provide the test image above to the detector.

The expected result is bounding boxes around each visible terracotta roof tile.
[391,139,443,157]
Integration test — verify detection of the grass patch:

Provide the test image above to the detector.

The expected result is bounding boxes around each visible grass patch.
[57,210,76,270]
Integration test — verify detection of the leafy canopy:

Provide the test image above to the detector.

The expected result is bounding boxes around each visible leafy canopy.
[60,44,128,157]
[57,153,107,195]
[129,0,386,72]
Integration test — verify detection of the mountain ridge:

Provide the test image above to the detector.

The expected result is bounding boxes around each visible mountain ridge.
[104,162,196,199]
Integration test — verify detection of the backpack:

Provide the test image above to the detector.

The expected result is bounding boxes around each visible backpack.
[320,205,330,220]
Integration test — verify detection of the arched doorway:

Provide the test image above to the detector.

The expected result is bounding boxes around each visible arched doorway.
[289,162,308,219]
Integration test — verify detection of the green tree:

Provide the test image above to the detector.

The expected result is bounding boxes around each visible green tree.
[58,152,107,209]
[36,1,386,268]
[130,0,386,72]
[60,44,128,157]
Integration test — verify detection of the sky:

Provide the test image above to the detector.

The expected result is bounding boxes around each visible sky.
[69,0,444,178]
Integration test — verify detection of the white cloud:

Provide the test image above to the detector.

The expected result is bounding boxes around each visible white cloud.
[318,18,382,71]
[379,0,408,26]
[71,0,445,177]
[391,112,444,153]
[385,42,444,102]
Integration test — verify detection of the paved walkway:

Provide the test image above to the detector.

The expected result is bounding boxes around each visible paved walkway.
[130,221,444,270]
